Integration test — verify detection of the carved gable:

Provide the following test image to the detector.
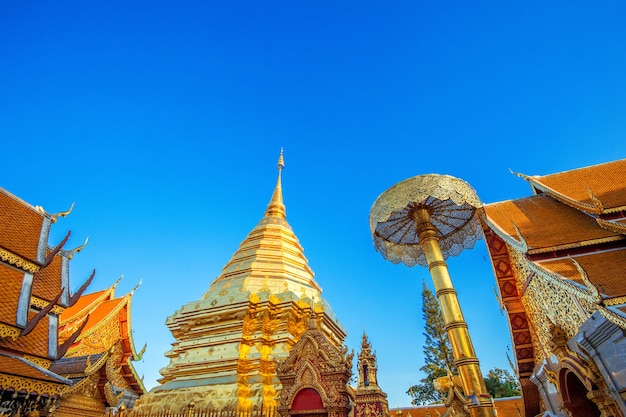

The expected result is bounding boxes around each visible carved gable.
[276,313,353,417]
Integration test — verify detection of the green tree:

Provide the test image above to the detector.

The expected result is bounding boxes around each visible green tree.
[484,368,521,398]
[407,282,457,405]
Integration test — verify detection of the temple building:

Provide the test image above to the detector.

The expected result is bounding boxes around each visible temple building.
[132,152,347,415]
[50,280,147,416]
[0,186,145,417]
[0,188,91,415]
[480,159,626,417]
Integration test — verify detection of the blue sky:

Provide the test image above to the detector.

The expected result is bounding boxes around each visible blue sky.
[2,0,626,408]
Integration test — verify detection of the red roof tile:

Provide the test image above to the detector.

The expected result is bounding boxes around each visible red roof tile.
[0,352,69,385]
[60,289,112,325]
[537,248,626,298]
[32,252,64,302]
[0,313,51,358]
[484,195,619,253]
[530,159,626,211]
[0,189,46,264]
[0,265,24,326]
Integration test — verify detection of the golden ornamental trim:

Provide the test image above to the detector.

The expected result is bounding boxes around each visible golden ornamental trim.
[61,370,95,396]
[520,174,604,215]
[86,350,112,375]
[597,307,626,330]
[0,248,40,273]
[0,373,65,395]
[596,217,626,234]
[482,216,527,253]
[0,323,20,340]
[527,235,625,255]
[23,355,52,369]
[31,296,65,315]
[603,296,626,307]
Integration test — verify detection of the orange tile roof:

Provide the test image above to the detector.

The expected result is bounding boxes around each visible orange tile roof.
[60,288,112,325]
[537,248,626,298]
[529,159,626,211]
[0,314,51,358]
[59,297,125,346]
[0,352,69,384]
[0,265,24,326]
[484,195,619,253]
[32,252,64,302]
[0,189,46,264]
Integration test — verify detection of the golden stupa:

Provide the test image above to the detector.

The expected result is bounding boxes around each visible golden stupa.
[134,151,346,414]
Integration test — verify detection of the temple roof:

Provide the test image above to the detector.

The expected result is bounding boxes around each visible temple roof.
[521,158,626,215]
[484,194,619,254]
[0,188,48,265]
[60,284,117,326]
[0,352,70,385]
[0,265,23,326]
[59,281,140,359]
[483,159,626,303]
[208,151,323,301]
[536,248,626,299]
[57,280,146,395]
[1,313,53,358]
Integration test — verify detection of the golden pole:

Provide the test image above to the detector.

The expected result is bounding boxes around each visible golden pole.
[414,206,493,417]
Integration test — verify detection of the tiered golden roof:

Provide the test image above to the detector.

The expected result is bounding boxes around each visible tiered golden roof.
[134,151,346,414]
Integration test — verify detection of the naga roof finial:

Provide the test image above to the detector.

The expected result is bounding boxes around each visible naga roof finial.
[264,148,286,219]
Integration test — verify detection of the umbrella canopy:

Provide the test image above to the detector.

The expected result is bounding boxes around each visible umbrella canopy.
[369,174,483,267]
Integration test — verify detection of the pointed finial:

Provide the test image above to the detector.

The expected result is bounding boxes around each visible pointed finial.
[130,279,143,295]
[278,147,285,170]
[265,149,286,219]
[68,237,89,260]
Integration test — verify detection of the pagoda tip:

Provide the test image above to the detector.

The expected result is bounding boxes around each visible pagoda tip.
[278,148,285,170]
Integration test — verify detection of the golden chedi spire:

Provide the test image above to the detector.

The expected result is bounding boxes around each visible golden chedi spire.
[264,148,286,219]
[136,150,345,415]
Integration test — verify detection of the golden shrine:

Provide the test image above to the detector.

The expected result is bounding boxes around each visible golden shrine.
[50,280,147,416]
[132,151,347,415]
[480,159,626,417]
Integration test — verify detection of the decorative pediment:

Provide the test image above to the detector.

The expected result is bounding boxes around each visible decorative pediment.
[276,312,353,417]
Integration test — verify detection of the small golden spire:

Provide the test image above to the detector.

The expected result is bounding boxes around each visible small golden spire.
[265,149,286,219]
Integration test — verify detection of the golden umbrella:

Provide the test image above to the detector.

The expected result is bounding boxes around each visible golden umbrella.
[369,174,493,417]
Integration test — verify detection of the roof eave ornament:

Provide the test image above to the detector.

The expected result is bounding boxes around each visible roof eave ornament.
[20,288,64,336]
[569,255,603,305]
[67,237,89,260]
[51,202,75,223]
[56,314,90,359]
[43,231,72,267]
[69,269,96,307]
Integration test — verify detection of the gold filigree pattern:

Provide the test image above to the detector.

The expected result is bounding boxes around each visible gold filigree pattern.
[62,370,100,397]
[106,344,131,390]
[369,174,483,267]
[0,374,64,395]
[31,296,65,315]
[0,323,20,339]
[23,355,52,369]
[67,312,120,356]
[508,249,607,363]
[0,248,40,273]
